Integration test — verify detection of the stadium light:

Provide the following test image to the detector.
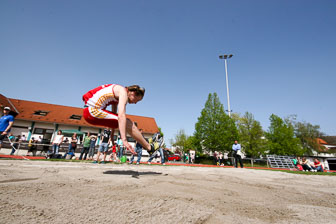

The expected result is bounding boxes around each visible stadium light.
[219,54,233,117]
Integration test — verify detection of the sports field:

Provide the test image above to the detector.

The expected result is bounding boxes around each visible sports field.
[0,160,335,224]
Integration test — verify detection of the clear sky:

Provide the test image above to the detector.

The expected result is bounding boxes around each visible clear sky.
[1,0,335,145]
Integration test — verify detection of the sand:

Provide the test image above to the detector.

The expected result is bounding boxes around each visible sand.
[0,160,335,224]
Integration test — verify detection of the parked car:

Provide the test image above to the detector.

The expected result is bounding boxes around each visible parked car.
[168,154,181,161]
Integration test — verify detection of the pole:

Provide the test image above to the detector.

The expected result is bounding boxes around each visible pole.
[224,59,231,117]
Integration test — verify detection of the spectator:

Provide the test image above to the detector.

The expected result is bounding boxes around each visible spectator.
[147,133,165,165]
[312,158,324,172]
[294,157,303,171]
[63,133,78,159]
[302,157,314,172]
[213,151,218,165]
[110,144,117,162]
[63,137,69,143]
[219,152,224,166]
[51,130,64,155]
[148,148,165,165]
[70,133,78,154]
[87,134,97,160]
[21,135,26,141]
[0,107,14,151]
[93,128,111,164]
[10,135,21,155]
[232,140,244,168]
[129,128,144,165]
[80,132,93,160]
[117,136,124,159]
[27,137,38,156]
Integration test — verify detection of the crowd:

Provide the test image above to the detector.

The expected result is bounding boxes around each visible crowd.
[0,106,328,170]
[213,140,245,168]
[1,128,167,166]
[293,157,325,172]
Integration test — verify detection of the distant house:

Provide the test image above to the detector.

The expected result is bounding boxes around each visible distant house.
[0,94,159,146]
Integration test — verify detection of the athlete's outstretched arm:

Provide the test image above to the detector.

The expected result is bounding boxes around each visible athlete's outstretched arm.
[115,86,135,154]
[111,104,117,145]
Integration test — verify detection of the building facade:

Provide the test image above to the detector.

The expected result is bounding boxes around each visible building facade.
[0,94,159,147]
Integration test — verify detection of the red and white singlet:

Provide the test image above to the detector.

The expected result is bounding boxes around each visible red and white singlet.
[82,84,122,128]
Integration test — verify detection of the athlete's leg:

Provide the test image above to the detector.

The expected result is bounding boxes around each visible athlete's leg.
[83,107,119,128]
[84,107,154,151]
[125,118,151,151]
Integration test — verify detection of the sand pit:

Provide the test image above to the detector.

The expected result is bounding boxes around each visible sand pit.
[0,160,335,224]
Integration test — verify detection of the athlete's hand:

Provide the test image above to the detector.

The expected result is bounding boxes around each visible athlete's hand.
[123,141,136,155]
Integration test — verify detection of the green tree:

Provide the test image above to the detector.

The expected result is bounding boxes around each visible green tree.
[265,114,303,155]
[284,117,325,155]
[194,93,238,153]
[171,129,189,152]
[236,112,266,158]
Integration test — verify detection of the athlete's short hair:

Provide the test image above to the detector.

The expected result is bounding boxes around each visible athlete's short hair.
[126,85,145,97]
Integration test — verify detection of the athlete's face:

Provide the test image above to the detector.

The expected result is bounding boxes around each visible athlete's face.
[128,92,143,104]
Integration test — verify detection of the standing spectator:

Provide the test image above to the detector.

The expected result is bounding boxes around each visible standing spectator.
[312,158,324,172]
[10,135,21,155]
[93,129,111,164]
[27,137,37,156]
[80,132,92,160]
[129,129,144,165]
[117,136,124,159]
[87,134,97,160]
[147,133,165,165]
[0,107,14,151]
[213,151,218,165]
[219,152,224,166]
[70,133,78,154]
[110,144,117,162]
[148,148,166,165]
[232,140,244,168]
[51,130,64,155]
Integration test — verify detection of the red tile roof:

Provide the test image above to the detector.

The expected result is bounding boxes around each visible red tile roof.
[317,138,328,145]
[0,94,19,116]
[6,97,159,134]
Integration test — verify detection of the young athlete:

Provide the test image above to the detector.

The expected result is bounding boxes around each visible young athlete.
[82,84,157,154]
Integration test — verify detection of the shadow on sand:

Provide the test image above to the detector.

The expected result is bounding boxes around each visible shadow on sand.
[103,170,166,178]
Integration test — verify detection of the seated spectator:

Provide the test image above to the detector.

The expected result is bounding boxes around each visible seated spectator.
[312,158,324,172]
[293,157,303,171]
[21,135,26,141]
[302,157,313,171]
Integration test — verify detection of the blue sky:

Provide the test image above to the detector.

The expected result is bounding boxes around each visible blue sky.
[1,0,335,145]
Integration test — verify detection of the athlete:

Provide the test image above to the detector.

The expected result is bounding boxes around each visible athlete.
[82,84,156,154]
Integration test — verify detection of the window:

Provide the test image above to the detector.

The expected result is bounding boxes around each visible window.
[33,128,54,135]
[34,128,44,134]
[69,115,82,120]
[33,110,49,116]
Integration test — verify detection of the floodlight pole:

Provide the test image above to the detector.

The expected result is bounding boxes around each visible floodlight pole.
[219,54,233,117]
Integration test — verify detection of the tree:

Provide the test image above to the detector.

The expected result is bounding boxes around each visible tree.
[236,112,266,158]
[194,93,238,153]
[265,114,303,156]
[171,129,189,152]
[284,117,325,155]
